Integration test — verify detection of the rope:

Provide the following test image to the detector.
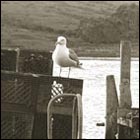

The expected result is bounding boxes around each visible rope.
[47,94,83,139]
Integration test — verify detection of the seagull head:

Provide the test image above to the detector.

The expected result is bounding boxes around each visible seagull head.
[55,36,67,46]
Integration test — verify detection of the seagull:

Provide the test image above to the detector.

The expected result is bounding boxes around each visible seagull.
[52,36,82,78]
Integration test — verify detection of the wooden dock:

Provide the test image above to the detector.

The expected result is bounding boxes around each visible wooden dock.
[105,41,139,139]
[1,40,139,139]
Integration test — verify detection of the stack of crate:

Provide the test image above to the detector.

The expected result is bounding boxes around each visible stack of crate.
[1,48,83,139]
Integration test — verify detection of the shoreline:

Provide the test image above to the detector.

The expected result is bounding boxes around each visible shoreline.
[79,57,139,61]
[2,47,139,60]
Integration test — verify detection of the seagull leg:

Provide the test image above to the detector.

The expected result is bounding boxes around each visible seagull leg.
[59,67,62,77]
[68,67,71,78]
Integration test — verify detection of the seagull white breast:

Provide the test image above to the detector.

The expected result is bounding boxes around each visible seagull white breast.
[52,45,77,67]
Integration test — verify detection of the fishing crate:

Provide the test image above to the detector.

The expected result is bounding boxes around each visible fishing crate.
[1,48,53,75]
[1,71,83,139]
[1,71,39,139]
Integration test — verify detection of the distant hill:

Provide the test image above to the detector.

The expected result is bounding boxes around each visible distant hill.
[78,3,139,43]
[1,1,139,57]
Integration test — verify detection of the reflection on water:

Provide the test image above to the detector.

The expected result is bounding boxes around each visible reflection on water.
[53,57,139,139]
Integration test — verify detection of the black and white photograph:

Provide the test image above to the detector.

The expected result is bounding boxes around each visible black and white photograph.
[1,1,139,139]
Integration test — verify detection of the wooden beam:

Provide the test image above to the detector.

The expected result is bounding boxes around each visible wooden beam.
[105,75,119,139]
[120,40,132,109]
[118,41,133,139]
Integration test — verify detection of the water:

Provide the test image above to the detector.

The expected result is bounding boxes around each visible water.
[53,57,139,139]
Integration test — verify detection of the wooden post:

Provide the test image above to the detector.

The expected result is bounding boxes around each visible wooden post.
[15,48,20,72]
[118,41,132,139]
[120,40,132,109]
[105,75,119,139]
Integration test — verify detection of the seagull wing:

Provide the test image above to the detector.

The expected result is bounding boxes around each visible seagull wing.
[69,48,79,65]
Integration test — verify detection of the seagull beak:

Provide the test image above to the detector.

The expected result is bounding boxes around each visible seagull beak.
[55,41,60,46]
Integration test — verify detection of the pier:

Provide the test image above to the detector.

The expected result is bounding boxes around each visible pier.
[1,41,139,139]
[105,41,139,139]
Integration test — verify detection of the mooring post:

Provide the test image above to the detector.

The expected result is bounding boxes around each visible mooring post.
[105,75,119,139]
[118,41,132,139]
[120,40,132,109]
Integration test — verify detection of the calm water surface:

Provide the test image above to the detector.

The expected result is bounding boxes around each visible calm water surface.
[53,57,139,139]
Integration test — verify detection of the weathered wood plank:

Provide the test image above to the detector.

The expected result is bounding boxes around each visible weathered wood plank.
[120,40,132,109]
[105,75,119,139]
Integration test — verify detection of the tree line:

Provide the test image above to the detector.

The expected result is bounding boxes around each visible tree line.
[77,3,139,43]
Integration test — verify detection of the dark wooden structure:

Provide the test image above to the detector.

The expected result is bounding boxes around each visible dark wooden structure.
[1,48,53,75]
[105,41,139,139]
[1,48,83,139]
[1,48,20,72]
[105,75,119,139]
